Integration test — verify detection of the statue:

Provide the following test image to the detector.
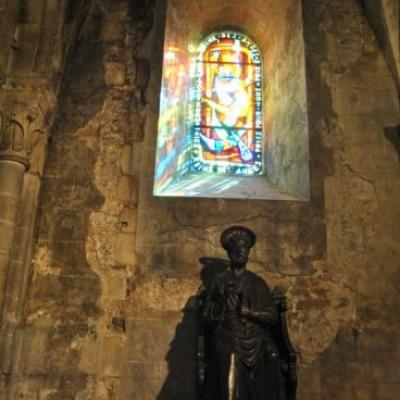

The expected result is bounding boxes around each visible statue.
[196,226,297,400]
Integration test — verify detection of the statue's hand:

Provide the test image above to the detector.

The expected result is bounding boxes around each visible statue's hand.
[240,305,251,316]
[273,287,287,312]
[226,292,240,311]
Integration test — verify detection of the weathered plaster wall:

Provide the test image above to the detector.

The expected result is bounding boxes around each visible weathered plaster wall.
[0,1,97,398]
[360,0,399,89]
[300,1,400,398]
[9,0,400,399]
[11,1,144,397]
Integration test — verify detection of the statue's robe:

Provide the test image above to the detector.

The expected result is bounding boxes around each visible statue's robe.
[201,269,287,400]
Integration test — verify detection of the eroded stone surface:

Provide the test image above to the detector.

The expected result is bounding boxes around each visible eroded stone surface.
[1,0,399,399]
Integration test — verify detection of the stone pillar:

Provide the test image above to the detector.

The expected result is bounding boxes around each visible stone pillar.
[0,106,45,397]
[0,110,31,315]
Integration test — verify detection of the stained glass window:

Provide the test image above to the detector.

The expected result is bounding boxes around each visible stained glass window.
[190,32,263,176]
[154,31,265,197]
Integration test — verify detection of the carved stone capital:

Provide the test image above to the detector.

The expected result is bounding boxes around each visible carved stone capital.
[0,107,47,171]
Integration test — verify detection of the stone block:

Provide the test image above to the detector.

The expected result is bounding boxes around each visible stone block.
[127,277,166,313]
[119,206,137,233]
[89,212,119,236]
[346,142,399,174]
[117,176,138,204]
[123,313,196,398]
[28,275,102,324]
[160,278,199,311]
[136,243,210,277]
[119,145,132,175]
[43,240,89,274]
[104,267,127,301]
[99,337,126,376]
[80,335,125,376]
[120,369,162,400]
[59,374,88,399]
[51,211,91,242]
[20,327,49,374]
[334,68,399,121]
[114,233,136,265]
[126,315,181,362]
[78,337,101,375]
[75,376,121,400]
[13,376,61,400]
[103,21,125,42]
[58,275,101,307]
[105,62,126,86]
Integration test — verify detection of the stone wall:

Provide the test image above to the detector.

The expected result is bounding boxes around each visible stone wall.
[361,0,399,89]
[0,1,94,398]
[7,0,400,399]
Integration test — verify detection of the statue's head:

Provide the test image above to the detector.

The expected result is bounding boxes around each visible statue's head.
[220,226,256,268]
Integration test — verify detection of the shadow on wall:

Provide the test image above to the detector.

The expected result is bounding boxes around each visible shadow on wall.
[384,125,400,161]
[53,4,106,137]
[156,258,228,400]
[15,5,109,397]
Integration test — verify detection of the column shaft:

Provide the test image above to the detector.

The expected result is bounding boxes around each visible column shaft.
[0,160,26,380]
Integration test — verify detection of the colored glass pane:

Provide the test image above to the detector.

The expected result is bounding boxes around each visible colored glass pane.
[155,44,190,193]
[191,32,263,176]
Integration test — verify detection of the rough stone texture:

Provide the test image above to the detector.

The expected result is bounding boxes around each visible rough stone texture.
[8,2,139,398]
[0,1,96,398]
[0,0,95,400]
[0,0,399,399]
[360,0,399,89]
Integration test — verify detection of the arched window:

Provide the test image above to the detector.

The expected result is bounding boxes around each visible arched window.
[154,18,309,200]
[190,32,263,176]
[154,31,268,198]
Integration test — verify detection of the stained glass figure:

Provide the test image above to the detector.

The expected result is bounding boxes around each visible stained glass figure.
[154,32,265,197]
[191,32,263,176]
